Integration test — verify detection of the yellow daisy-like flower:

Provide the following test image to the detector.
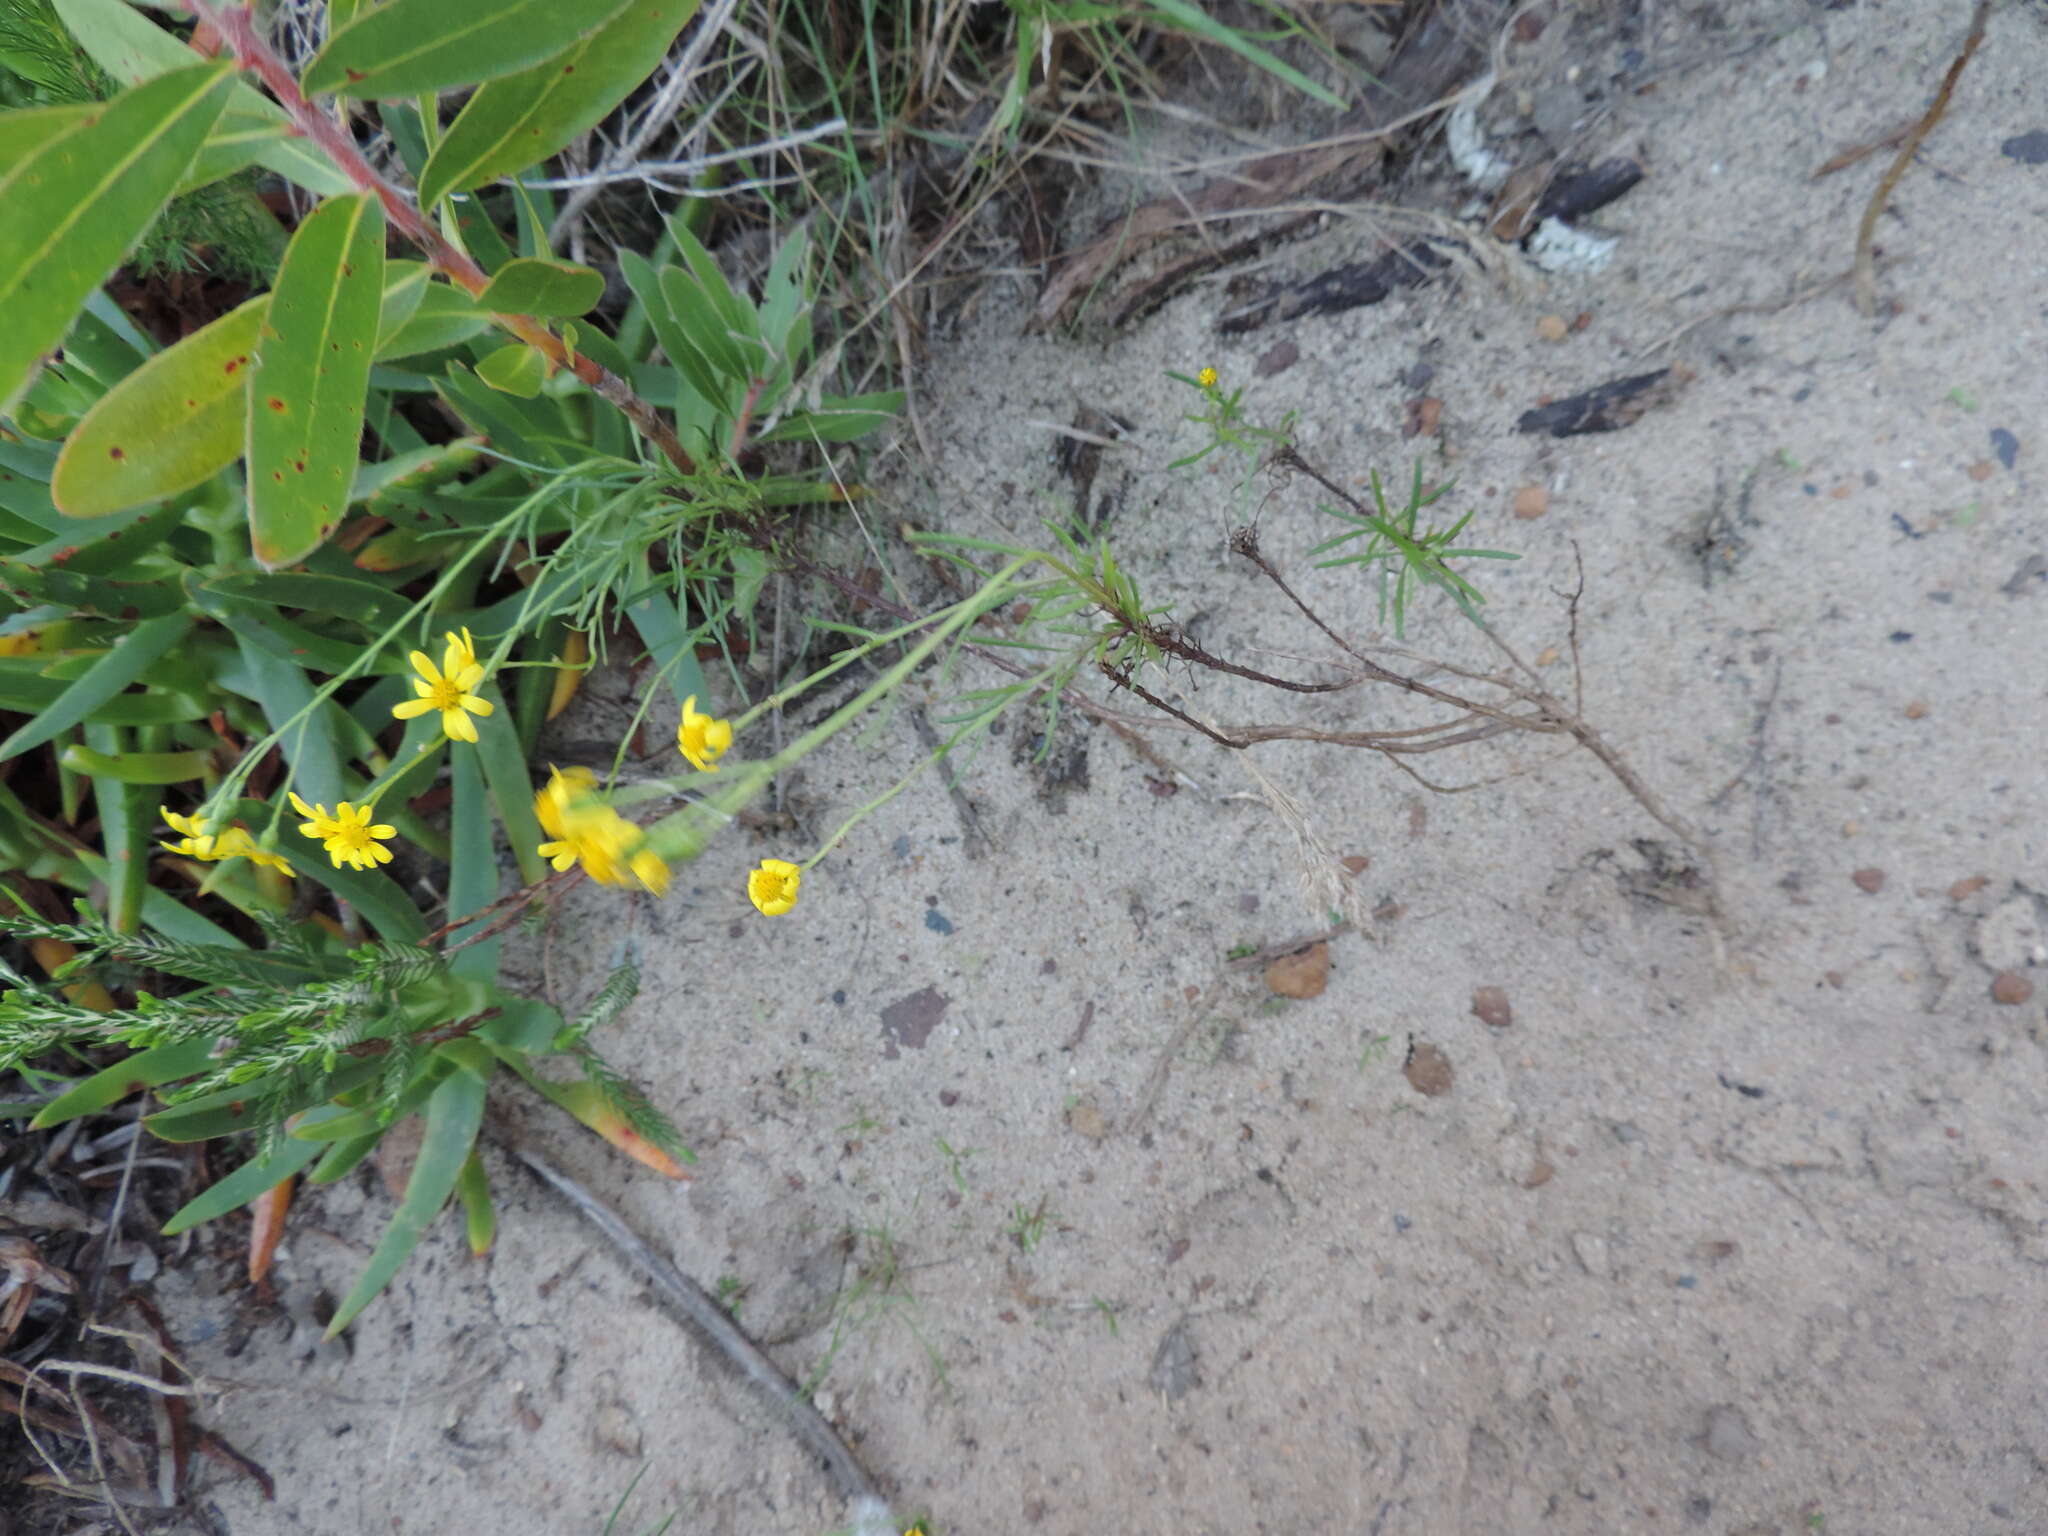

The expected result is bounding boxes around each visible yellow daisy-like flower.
[747,857,801,917]
[158,806,228,862]
[1197,365,1218,390]
[214,827,297,877]
[677,695,733,773]
[392,627,495,744]
[533,767,669,894]
[288,792,397,871]
[159,808,296,876]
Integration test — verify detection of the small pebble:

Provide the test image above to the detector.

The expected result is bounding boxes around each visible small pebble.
[1264,941,1330,999]
[1513,484,1550,519]
[1903,699,1929,719]
[1536,313,1569,342]
[2000,130,2048,165]
[1852,868,1886,894]
[1403,1040,1454,1097]
[1340,854,1370,875]
[1522,1161,1555,1189]
[1949,875,1989,901]
[1990,971,2034,1006]
[1989,428,2019,470]
[1471,985,1513,1029]
[1967,460,1995,482]
[1255,339,1299,378]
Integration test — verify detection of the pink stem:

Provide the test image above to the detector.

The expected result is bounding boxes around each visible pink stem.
[184,0,698,478]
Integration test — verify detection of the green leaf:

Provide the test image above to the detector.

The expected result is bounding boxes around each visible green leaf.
[444,744,500,978]
[304,0,636,101]
[217,619,345,803]
[30,1037,217,1129]
[417,0,700,211]
[160,1136,324,1237]
[52,297,264,518]
[475,343,546,397]
[625,579,707,710]
[455,1151,496,1254]
[475,256,605,319]
[1145,0,1344,109]
[376,261,434,351]
[375,279,490,360]
[247,193,386,570]
[49,0,350,196]
[0,614,191,761]
[0,62,234,418]
[756,391,906,445]
[57,744,210,784]
[326,1067,488,1335]
[468,678,547,885]
[0,103,92,178]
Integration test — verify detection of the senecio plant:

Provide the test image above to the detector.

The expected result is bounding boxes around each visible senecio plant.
[0,0,1011,1333]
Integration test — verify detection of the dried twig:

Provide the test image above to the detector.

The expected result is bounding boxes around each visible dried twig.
[1853,0,1992,316]
[502,1133,894,1522]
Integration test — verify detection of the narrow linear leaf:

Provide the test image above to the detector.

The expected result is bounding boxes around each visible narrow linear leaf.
[454,1151,496,1254]
[0,63,234,417]
[160,1136,324,1237]
[0,613,191,761]
[30,1036,217,1129]
[0,104,92,177]
[444,747,499,979]
[475,256,605,319]
[50,0,349,195]
[247,193,386,570]
[304,0,636,101]
[53,297,264,517]
[417,0,701,210]
[326,1067,488,1335]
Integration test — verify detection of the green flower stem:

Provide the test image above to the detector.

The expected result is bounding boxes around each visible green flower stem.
[639,558,1033,864]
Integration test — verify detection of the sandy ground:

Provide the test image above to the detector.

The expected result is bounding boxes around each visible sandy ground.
[147,2,2048,1532]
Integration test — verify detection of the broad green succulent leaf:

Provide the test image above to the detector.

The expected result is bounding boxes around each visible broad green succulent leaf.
[247,193,386,570]
[304,0,636,101]
[0,62,234,418]
[416,0,700,210]
[53,297,265,517]
[476,256,605,319]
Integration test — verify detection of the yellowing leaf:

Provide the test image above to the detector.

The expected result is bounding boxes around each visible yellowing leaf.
[53,297,265,517]
[247,193,386,570]
[304,0,636,101]
[416,0,701,211]
[0,62,235,417]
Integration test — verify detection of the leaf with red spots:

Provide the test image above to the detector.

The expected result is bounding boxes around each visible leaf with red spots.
[416,0,701,212]
[53,296,265,517]
[247,194,385,570]
[0,61,234,416]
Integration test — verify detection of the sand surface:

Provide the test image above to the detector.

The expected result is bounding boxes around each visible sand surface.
[155,3,2047,1532]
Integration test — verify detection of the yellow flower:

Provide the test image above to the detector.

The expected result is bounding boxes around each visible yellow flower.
[677,695,733,773]
[288,792,397,871]
[747,857,801,916]
[158,806,228,862]
[214,827,297,877]
[392,627,495,744]
[1197,365,1218,390]
[158,810,296,876]
[533,767,668,894]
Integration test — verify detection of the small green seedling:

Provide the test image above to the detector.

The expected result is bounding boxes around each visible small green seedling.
[1007,1198,1053,1254]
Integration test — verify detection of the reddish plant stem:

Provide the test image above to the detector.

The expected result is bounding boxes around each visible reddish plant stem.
[184,0,697,478]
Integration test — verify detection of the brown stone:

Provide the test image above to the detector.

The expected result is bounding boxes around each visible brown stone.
[1264,941,1330,999]
[1471,986,1513,1029]
[1990,971,2034,1006]
[1536,313,1569,342]
[1404,1040,1454,1097]
[1851,868,1886,894]
[1513,484,1549,519]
